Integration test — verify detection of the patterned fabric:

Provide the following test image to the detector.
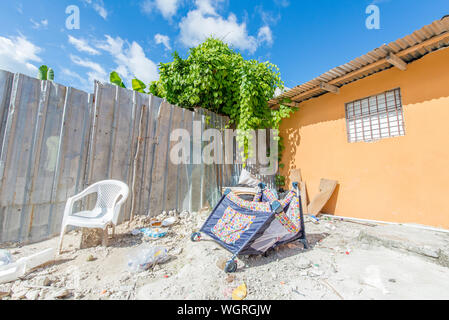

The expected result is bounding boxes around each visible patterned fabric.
[212,206,256,244]
[275,211,300,234]
[277,191,302,233]
[263,189,278,203]
[279,191,296,208]
[285,196,301,228]
[253,191,262,202]
[226,192,272,213]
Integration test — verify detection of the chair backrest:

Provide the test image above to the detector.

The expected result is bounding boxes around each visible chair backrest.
[91,180,129,224]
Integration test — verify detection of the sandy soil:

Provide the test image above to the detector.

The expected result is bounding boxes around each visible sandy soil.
[1,209,449,300]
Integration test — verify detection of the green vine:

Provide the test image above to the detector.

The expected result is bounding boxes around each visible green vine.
[149,38,296,162]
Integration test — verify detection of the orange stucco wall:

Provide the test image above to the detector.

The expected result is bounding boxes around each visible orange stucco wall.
[280,47,449,229]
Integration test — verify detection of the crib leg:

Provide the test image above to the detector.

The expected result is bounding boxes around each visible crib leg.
[299,237,309,250]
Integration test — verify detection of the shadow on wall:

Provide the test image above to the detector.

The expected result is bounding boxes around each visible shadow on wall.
[322,183,340,215]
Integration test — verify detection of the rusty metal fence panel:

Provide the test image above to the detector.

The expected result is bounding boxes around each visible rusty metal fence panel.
[0,70,275,244]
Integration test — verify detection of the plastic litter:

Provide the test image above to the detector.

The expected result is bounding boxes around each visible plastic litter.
[0,248,55,284]
[0,250,12,266]
[162,217,177,227]
[140,228,168,239]
[126,245,169,273]
[232,283,247,300]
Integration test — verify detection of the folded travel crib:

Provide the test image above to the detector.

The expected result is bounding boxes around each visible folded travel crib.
[191,182,308,273]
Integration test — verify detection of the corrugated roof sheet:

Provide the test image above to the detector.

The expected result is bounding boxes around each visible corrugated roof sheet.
[270,16,449,106]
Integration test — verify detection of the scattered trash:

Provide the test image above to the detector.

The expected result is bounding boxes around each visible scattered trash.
[131,229,141,236]
[0,248,55,284]
[223,287,233,298]
[150,220,162,227]
[0,250,12,266]
[140,228,168,239]
[232,283,247,300]
[100,289,107,295]
[87,254,96,262]
[162,217,177,227]
[126,245,169,273]
[389,278,397,283]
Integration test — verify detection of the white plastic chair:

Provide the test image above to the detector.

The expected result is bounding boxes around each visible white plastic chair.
[58,180,129,254]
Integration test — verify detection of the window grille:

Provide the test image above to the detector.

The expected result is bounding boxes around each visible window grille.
[345,88,405,143]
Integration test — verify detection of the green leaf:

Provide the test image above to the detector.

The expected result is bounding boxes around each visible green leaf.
[132,78,146,93]
[47,68,54,81]
[38,65,48,80]
[110,71,126,88]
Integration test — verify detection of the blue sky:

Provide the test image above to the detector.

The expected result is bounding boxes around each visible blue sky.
[0,0,448,93]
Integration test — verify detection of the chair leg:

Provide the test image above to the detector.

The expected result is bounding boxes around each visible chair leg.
[102,227,109,247]
[58,225,67,255]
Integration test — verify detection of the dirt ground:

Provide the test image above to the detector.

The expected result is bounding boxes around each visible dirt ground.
[1,209,449,300]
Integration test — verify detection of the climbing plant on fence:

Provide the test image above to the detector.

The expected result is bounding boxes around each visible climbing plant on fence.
[111,38,296,186]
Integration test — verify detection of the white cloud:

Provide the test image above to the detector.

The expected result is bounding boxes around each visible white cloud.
[84,0,108,19]
[68,36,100,55]
[179,0,261,53]
[70,54,107,84]
[154,34,171,51]
[257,26,273,46]
[30,18,49,29]
[0,35,42,76]
[141,0,181,20]
[96,35,159,86]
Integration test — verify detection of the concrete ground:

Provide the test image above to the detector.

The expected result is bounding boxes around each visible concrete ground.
[1,210,449,300]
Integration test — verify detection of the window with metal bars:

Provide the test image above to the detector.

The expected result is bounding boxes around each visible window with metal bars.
[345,88,405,143]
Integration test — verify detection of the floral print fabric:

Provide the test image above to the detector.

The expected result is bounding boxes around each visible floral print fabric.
[226,192,272,213]
[212,206,256,244]
[263,189,278,203]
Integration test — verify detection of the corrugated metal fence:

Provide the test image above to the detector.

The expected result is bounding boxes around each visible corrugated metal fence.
[0,70,274,244]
